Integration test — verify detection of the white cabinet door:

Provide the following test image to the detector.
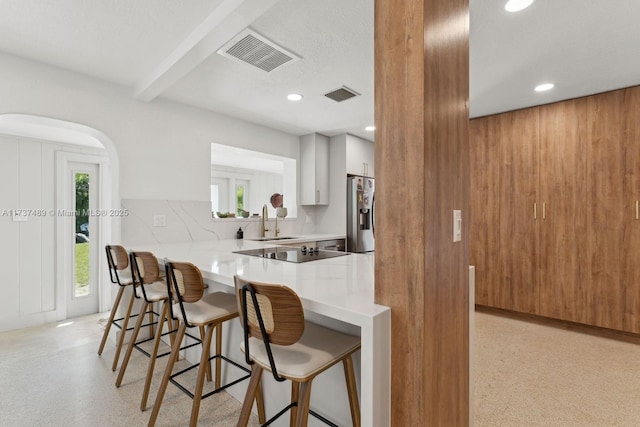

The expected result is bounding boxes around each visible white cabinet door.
[300,133,329,205]
[346,134,374,177]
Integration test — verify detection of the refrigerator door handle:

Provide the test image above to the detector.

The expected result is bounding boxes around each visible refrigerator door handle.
[372,192,375,237]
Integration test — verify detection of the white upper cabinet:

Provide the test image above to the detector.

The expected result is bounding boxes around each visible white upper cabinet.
[345,134,374,177]
[300,133,329,205]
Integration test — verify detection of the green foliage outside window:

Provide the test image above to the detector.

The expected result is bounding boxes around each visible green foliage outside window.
[75,173,89,233]
[236,186,244,215]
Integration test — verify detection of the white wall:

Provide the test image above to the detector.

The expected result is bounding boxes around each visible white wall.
[0,133,107,332]
[0,52,305,330]
[0,52,300,202]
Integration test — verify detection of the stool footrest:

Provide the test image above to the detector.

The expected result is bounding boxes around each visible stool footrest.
[260,404,339,427]
[133,329,202,358]
[168,355,251,400]
[112,308,161,333]
[120,309,166,359]
[261,403,296,427]
[308,410,340,427]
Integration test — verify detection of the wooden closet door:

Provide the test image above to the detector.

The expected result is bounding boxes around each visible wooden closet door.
[537,99,589,323]
[500,109,540,313]
[622,86,640,333]
[470,116,499,306]
[586,89,626,331]
[470,109,539,313]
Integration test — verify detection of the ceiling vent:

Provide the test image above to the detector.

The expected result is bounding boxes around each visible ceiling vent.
[218,28,301,72]
[324,86,360,102]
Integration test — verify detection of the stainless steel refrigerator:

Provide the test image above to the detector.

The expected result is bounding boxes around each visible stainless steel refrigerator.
[347,175,375,253]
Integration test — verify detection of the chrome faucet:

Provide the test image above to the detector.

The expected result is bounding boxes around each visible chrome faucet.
[261,204,269,237]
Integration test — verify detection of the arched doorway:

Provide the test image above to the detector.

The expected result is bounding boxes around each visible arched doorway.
[0,114,120,329]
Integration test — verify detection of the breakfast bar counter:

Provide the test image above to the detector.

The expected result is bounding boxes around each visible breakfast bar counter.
[131,239,390,426]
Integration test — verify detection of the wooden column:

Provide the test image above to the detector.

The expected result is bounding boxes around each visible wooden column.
[374,0,470,425]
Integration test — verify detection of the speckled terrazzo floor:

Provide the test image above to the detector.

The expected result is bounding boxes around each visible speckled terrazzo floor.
[2,311,639,426]
[474,312,640,427]
[0,313,260,427]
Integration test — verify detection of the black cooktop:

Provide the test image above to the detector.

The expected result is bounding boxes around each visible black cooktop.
[233,246,349,263]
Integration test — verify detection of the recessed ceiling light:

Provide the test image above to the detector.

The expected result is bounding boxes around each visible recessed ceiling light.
[505,0,534,12]
[365,126,376,131]
[534,83,555,92]
[287,93,303,101]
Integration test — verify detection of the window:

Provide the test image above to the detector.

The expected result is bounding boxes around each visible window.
[211,143,297,218]
[236,179,249,215]
[211,177,229,214]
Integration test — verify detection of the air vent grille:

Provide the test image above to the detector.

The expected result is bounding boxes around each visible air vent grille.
[218,29,300,72]
[324,86,360,102]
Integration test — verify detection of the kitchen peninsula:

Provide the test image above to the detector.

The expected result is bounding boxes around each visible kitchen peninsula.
[131,238,390,426]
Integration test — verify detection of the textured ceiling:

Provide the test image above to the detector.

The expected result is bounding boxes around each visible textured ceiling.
[470,0,640,118]
[0,0,223,86]
[162,0,373,138]
[1,0,640,141]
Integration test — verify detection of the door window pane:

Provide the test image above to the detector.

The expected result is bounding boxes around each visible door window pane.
[74,173,90,297]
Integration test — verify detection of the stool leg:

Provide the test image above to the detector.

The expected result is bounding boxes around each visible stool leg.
[214,322,223,389]
[115,300,149,386]
[147,322,187,427]
[238,364,264,427]
[148,303,155,339]
[290,381,300,425]
[343,356,361,427]
[167,312,176,348]
[140,301,169,410]
[98,286,124,355]
[112,288,136,371]
[295,380,312,427]
[256,379,266,424]
[189,323,215,427]
[198,325,212,382]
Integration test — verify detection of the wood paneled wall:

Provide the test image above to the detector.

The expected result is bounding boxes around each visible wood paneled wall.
[375,0,470,425]
[470,85,640,334]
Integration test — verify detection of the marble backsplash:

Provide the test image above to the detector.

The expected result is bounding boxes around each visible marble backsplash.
[120,199,306,245]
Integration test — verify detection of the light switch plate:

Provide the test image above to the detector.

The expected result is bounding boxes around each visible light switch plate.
[153,214,166,227]
[453,210,462,242]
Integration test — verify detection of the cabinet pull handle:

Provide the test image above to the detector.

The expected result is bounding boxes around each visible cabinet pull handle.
[636,200,639,220]
[534,202,537,220]
[316,190,320,203]
[542,202,546,220]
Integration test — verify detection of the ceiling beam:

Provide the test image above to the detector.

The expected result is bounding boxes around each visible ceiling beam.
[133,0,281,102]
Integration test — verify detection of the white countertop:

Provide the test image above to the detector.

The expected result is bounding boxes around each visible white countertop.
[133,238,387,326]
[130,238,391,426]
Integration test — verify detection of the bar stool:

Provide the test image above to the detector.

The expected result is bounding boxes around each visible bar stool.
[115,251,178,410]
[98,245,142,371]
[147,261,264,427]
[234,276,361,427]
